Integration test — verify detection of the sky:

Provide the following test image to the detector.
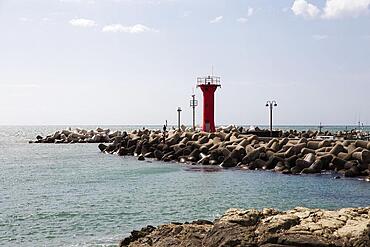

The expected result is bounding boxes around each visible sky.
[0,0,369,126]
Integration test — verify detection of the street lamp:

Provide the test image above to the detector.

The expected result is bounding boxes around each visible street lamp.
[190,94,198,131]
[177,107,182,130]
[266,101,277,137]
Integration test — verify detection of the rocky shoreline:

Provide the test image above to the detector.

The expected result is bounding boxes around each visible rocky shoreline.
[119,206,370,247]
[96,127,370,180]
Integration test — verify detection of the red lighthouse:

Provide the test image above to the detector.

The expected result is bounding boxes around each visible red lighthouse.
[197,75,221,132]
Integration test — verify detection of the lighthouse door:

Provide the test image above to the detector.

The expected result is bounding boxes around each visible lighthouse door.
[205,122,210,132]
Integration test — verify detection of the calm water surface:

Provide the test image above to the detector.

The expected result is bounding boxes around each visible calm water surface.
[0,126,369,246]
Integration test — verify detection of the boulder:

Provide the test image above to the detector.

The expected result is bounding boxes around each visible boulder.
[344,166,361,177]
[220,155,238,168]
[154,150,164,160]
[352,150,370,163]
[98,144,107,152]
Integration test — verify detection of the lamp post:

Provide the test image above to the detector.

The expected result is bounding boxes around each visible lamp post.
[177,107,182,130]
[266,101,277,137]
[190,94,198,131]
[319,122,323,133]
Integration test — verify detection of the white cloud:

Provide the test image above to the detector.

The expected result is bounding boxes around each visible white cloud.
[291,0,321,18]
[247,7,254,17]
[313,34,328,40]
[210,16,223,24]
[291,0,370,19]
[102,24,158,33]
[237,17,248,23]
[69,18,97,27]
[236,7,254,24]
[322,0,370,19]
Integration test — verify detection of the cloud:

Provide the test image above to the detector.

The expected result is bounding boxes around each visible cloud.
[210,16,223,24]
[313,34,328,40]
[291,0,321,19]
[237,17,248,23]
[69,18,97,27]
[291,0,370,19]
[102,24,158,33]
[247,7,254,17]
[237,7,254,23]
[322,0,370,19]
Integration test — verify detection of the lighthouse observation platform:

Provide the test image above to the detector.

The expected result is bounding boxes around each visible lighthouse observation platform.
[196,76,221,87]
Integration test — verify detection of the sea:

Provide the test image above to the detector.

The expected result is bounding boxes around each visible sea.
[0,125,369,247]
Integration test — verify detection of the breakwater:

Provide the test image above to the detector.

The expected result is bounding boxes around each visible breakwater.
[120,206,370,247]
[30,126,370,179]
[29,125,370,144]
[29,127,121,143]
[96,127,370,180]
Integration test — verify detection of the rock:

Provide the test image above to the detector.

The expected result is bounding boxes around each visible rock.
[249,159,267,170]
[187,149,201,162]
[301,147,316,155]
[119,207,370,247]
[274,162,286,172]
[264,156,284,170]
[119,225,156,247]
[344,166,360,177]
[242,149,260,163]
[105,144,118,153]
[355,140,368,149]
[138,154,145,161]
[306,141,320,150]
[331,157,346,171]
[220,155,238,168]
[118,147,127,156]
[296,153,316,170]
[318,154,333,170]
[284,155,298,168]
[154,150,164,160]
[291,166,302,175]
[98,143,107,152]
[352,150,370,163]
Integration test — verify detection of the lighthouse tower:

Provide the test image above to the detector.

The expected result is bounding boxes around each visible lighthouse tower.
[197,75,221,132]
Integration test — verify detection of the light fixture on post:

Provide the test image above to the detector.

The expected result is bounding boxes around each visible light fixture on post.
[190,94,198,131]
[266,100,277,137]
[177,107,182,131]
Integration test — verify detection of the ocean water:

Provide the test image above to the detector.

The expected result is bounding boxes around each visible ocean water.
[0,126,369,247]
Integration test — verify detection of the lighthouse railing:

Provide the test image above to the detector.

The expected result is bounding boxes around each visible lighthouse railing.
[196,76,221,87]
